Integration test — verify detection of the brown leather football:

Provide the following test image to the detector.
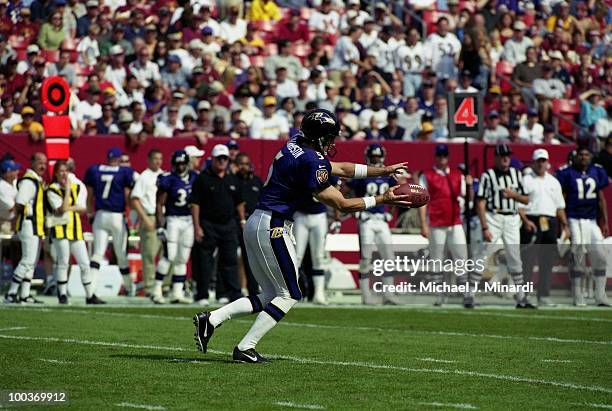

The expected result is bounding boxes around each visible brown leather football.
[394,183,430,208]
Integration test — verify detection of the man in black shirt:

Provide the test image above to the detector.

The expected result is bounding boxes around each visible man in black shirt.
[595,136,612,178]
[235,152,263,296]
[191,144,246,305]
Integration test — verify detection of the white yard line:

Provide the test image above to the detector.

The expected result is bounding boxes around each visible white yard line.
[417,358,457,364]
[419,402,478,409]
[575,404,612,410]
[2,307,609,346]
[541,359,573,363]
[115,402,166,410]
[1,333,611,395]
[273,401,325,409]
[0,327,27,332]
[39,358,73,364]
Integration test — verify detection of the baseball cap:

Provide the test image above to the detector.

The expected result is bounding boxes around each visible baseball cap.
[508,120,520,129]
[0,159,21,174]
[527,107,538,116]
[167,54,181,64]
[202,26,213,35]
[21,106,35,115]
[85,0,98,7]
[197,100,211,110]
[184,145,205,158]
[209,81,224,94]
[488,110,500,118]
[172,91,185,99]
[513,21,527,31]
[26,44,40,54]
[421,122,434,133]
[108,147,123,159]
[211,144,230,158]
[435,144,449,156]
[109,44,124,55]
[263,96,277,107]
[532,148,549,161]
[495,143,513,156]
[118,111,132,123]
[226,140,239,150]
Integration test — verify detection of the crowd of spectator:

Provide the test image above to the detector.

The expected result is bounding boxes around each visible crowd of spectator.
[0,0,610,147]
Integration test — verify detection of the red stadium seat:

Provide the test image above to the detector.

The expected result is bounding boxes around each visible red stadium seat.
[552,98,580,138]
[43,49,60,63]
[61,38,78,51]
[496,60,514,94]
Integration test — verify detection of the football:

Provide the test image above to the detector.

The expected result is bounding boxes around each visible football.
[394,183,430,208]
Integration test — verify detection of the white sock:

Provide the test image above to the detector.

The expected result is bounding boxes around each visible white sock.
[313,276,325,297]
[172,281,183,297]
[20,279,32,299]
[154,280,163,295]
[209,297,254,328]
[8,278,21,295]
[83,282,93,299]
[122,274,133,287]
[237,311,278,351]
[595,276,608,303]
[58,283,68,296]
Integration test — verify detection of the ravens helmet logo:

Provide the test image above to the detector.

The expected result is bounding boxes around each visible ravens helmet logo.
[309,112,336,126]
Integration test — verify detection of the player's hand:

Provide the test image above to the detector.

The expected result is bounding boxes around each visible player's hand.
[384,163,409,177]
[420,225,430,238]
[465,175,473,186]
[194,225,204,242]
[382,185,412,207]
[482,228,493,242]
[601,223,609,237]
[561,225,570,241]
[329,219,341,234]
[523,220,537,232]
[156,227,167,242]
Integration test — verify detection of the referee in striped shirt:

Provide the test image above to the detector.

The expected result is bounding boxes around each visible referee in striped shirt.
[475,144,536,309]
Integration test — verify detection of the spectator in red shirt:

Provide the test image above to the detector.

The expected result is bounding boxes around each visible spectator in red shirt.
[14,8,40,44]
[0,1,12,38]
[276,9,309,43]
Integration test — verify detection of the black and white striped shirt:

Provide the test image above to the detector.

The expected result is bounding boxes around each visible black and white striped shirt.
[476,167,525,213]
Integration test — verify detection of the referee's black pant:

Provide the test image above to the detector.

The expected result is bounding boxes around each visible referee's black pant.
[193,219,242,302]
[520,215,559,299]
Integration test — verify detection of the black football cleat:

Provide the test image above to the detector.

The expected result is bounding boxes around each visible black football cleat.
[463,296,476,309]
[193,312,215,353]
[58,295,68,305]
[232,346,269,364]
[596,302,611,307]
[4,293,19,304]
[516,301,537,309]
[20,295,43,304]
[86,295,106,305]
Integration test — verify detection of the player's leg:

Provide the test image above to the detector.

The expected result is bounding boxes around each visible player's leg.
[170,218,194,304]
[153,217,177,303]
[195,212,277,356]
[89,211,110,292]
[309,212,328,305]
[429,226,449,306]
[235,214,302,360]
[501,215,533,307]
[447,224,472,306]
[70,239,102,303]
[9,221,42,303]
[569,218,587,306]
[109,212,133,294]
[375,220,400,305]
[53,238,70,303]
[292,212,309,267]
[586,220,609,306]
[358,219,376,304]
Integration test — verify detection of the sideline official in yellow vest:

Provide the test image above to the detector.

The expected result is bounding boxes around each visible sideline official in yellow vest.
[46,161,105,305]
[5,153,47,304]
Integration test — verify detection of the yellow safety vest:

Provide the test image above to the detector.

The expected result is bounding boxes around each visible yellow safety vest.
[46,182,83,241]
[15,170,45,238]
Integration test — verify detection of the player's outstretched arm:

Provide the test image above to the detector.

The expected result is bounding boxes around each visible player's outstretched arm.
[315,184,411,213]
[330,161,409,179]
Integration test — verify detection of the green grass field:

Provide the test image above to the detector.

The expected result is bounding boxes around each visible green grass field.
[0,303,611,410]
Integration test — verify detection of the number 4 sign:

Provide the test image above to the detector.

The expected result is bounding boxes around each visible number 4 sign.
[448,92,483,138]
